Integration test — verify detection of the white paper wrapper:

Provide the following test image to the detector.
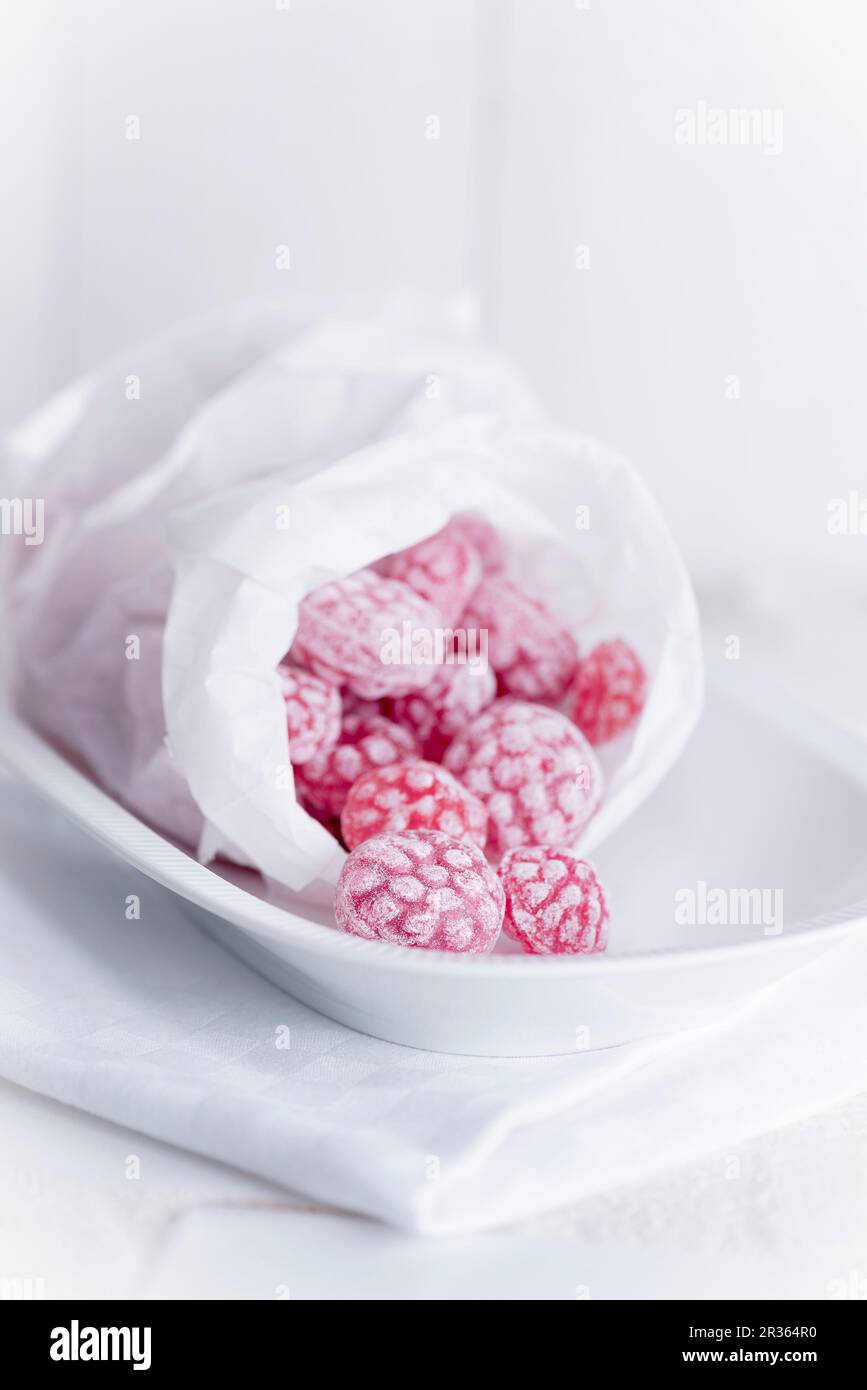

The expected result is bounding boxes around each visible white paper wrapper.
[163,415,703,908]
[1,299,540,851]
[3,300,701,914]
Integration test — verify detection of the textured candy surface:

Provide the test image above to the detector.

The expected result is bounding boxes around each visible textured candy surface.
[277,664,342,765]
[570,639,647,745]
[339,693,386,724]
[499,846,609,955]
[388,661,497,761]
[381,527,482,624]
[461,576,578,702]
[444,511,507,575]
[444,699,602,855]
[341,759,488,851]
[291,569,443,699]
[334,829,504,952]
[295,713,418,819]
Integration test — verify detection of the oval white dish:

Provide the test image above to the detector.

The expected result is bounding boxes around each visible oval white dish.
[2,667,865,1056]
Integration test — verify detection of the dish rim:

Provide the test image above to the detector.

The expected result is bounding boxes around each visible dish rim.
[2,667,866,980]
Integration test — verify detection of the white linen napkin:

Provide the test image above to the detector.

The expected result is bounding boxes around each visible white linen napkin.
[2,778,867,1236]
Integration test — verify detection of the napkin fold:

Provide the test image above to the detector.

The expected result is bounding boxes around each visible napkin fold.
[2,778,867,1236]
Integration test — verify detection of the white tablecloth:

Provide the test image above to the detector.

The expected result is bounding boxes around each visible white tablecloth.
[3,618,867,1296]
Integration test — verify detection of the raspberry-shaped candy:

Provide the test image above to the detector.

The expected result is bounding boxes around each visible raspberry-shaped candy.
[340,692,386,724]
[291,569,443,699]
[334,829,504,953]
[444,699,602,856]
[499,846,609,955]
[570,639,647,745]
[340,759,488,851]
[380,527,482,624]
[295,713,418,819]
[277,664,342,765]
[388,661,497,760]
[445,511,507,574]
[461,576,578,702]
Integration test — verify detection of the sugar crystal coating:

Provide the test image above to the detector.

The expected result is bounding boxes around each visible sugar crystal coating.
[339,692,386,725]
[388,660,497,760]
[277,663,342,765]
[334,828,505,952]
[340,759,488,850]
[570,639,647,745]
[295,712,419,819]
[499,846,609,955]
[290,568,443,699]
[445,511,507,574]
[380,526,482,624]
[444,699,602,856]
[461,575,578,702]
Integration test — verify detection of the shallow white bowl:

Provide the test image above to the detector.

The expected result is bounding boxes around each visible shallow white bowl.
[2,668,866,1056]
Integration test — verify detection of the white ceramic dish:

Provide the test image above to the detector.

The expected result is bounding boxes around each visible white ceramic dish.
[2,667,866,1056]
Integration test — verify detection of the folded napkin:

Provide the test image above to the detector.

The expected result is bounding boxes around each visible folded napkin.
[2,779,867,1236]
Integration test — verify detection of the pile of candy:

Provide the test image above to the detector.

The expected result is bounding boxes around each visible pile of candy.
[281,512,647,956]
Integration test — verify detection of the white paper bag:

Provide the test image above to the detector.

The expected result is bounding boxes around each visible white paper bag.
[2,300,540,853]
[163,414,703,907]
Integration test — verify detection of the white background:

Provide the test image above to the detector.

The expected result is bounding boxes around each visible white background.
[4,0,867,586]
[3,0,867,1299]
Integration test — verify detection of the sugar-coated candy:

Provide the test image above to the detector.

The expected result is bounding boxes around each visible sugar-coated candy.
[444,699,602,855]
[334,828,504,952]
[340,759,488,851]
[295,713,419,819]
[277,664,342,765]
[291,569,443,699]
[570,639,647,745]
[380,526,482,624]
[461,575,578,702]
[388,660,497,761]
[445,511,507,574]
[339,692,386,724]
[499,846,609,955]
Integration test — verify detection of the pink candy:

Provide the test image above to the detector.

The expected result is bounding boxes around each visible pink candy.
[444,511,507,575]
[461,576,578,702]
[334,828,505,952]
[295,713,418,819]
[570,639,647,745]
[499,846,609,955]
[277,664,341,765]
[380,526,482,624]
[291,569,443,699]
[339,692,386,725]
[444,699,602,856]
[388,660,497,761]
[287,513,622,955]
[340,759,488,851]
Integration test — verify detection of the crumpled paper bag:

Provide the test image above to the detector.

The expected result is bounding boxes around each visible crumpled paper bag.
[3,301,702,912]
[163,414,703,907]
[1,300,540,850]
